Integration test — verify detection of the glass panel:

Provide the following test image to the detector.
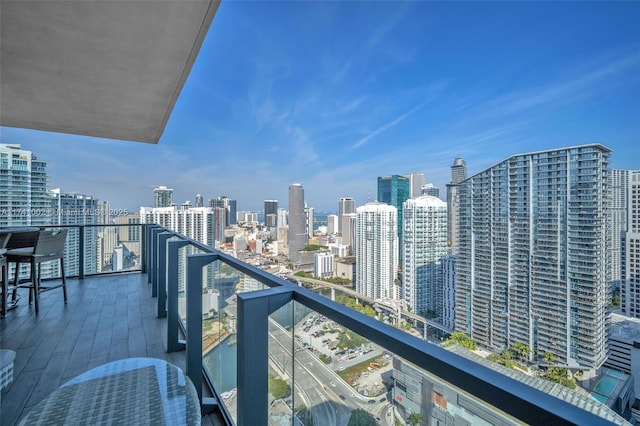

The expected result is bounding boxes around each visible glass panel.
[271,299,527,426]
[177,244,205,323]
[268,300,296,425]
[203,259,268,423]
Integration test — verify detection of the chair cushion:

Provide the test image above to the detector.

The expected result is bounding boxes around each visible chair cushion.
[5,247,34,261]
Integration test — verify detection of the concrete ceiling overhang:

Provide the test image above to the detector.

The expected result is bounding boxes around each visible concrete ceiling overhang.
[0,0,219,143]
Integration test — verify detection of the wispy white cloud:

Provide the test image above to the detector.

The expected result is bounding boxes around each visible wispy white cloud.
[352,98,432,148]
[473,50,638,121]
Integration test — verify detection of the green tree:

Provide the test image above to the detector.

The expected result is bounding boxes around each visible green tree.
[268,374,290,399]
[347,408,377,426]
[544,351,557,365]
[441,332,477,350]
[542,367,576,389]
[408,412,423,426]
[511,342,531,363]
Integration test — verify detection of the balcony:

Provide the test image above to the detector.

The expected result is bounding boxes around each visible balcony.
[0,224,629,425]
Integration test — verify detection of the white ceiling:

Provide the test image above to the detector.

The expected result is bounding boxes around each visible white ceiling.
[0,0,220,143]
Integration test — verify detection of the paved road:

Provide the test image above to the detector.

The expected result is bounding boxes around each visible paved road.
[269,319,391,425]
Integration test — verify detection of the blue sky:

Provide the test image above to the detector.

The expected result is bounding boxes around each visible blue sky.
[2,1,639,213]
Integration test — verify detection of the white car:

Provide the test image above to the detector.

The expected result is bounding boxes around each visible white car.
[330,381,336,387]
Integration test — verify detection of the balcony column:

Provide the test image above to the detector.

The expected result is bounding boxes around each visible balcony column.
[150,227,164,296]
[167,239,189,353]
[236,287,292,426]
[156,232,173,318]
[145,224,160,284]
[186,253,218,413]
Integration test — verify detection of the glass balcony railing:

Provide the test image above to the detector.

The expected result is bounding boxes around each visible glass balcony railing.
[5,223,623,424]
[140,224,626,426]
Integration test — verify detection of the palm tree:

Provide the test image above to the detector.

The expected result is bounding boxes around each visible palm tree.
[408,412,422,426]
[544,351,556,365]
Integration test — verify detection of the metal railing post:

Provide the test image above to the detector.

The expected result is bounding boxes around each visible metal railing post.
[157,232,173,318]
[141,224,147,274]
[78,225,85,279]
[186,253,218,413]
[167,239,189,353]
[146,225,160,284]
[236,287,292,426]
[150,227,163,297]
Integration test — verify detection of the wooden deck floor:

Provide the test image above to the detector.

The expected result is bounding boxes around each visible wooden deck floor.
[0,272,222,425]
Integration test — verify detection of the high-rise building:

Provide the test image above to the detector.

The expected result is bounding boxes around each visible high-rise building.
[450,157,468,185]
[305,206,314,237]
[96,201,111,224]
[288,183,307,262]
[0,144,51,228]
[154,186,173,208]
[405,172,425,199]
[264,200,278,227]
[446,157,467,252]
[610,170,631,293]
[209,196,236,226]
[338,197,355,234]
[327,214,339,235]
[226,198,237,226]
[402,196,448,320]
[355,202,398,300]
[421,183,440,198]
[212,207,226,247]
[140,205,215,247]
[115,212,141,269]
[341,213,357,255]
[277,208,288,241]
[377,175,410,263]
[50,189,99,276]
[622,171,640,318]
[456,144,610,373]
[314,252,334,278]
[195,194,204,208]
[442,252,456,331]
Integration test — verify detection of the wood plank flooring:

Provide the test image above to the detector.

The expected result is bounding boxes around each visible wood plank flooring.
[0,273,223,426]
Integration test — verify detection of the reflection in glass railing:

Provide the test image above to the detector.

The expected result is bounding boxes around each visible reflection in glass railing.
[266,294,528,425]
[202,259,267,423]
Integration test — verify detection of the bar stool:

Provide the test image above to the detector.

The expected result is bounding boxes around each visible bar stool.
[6,229,68,315]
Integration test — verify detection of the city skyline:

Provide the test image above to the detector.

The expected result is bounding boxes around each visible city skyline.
[0,2,638,212]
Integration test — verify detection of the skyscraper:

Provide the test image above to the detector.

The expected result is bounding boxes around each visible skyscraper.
[305,206,315,237]
[450,157,468,184]
[195,194,204,208]
[342,213,357,255]
[622,171,640,318]
[327,214,339,235]
[0,144,51,227]
[288,183,307,262]
[421,183,440,198]
[338,197,355,234]
[402,196,448,319]
[264,200,278,227]
[405,172,425,198]
[378,175,410,263]
[446,157,467,252]
[456,144,610,373]
[355,202,398,300]
[610,170,630,293]
[154,186,173,208]
[209,196,236,226]
[50,189,99,275]
[264,199,278,240]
